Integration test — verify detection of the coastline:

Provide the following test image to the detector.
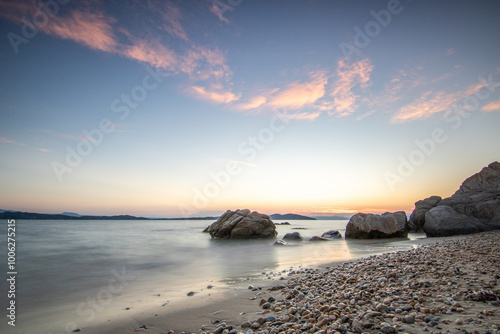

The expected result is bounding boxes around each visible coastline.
[84,231,500,333]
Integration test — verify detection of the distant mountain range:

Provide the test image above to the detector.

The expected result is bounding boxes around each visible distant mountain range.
[269,213,316,220]
[0,209,218,220]
[0,209,347,221]
[311,215,351,220]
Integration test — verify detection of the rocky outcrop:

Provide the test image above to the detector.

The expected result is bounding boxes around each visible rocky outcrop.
[282,232,303,241]
[421,162,500,237]
[345,212,408,239]
[424,206,491,237]
[408,196,442,232]
[204,209,277,239]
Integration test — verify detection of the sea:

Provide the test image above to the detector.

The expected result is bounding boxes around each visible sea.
[0,219,426,333]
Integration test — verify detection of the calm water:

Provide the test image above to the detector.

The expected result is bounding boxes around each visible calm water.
[0,219,425,333]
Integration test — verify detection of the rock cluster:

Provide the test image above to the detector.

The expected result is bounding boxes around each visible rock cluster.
[345,211,408,239]
[204,209,277,239]
[409,161,500,237]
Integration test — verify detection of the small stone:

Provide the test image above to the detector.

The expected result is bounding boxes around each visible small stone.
[404,316,415,324]
[381,325,396,334]
[187,291,196,296]
[241,321,251,328]
[262,302,272,309]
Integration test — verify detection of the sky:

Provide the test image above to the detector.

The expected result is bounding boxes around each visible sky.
[0,0,499,218]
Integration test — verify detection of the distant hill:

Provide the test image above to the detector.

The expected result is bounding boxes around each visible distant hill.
[0,210,218,220]
[311,215,351,220]
[270,213,316,220]
[61,212,81,217]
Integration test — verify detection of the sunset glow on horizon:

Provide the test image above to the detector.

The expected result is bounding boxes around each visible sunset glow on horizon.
[1,0,499,218]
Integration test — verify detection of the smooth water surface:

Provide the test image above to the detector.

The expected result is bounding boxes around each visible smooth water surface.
[0,219,425,333]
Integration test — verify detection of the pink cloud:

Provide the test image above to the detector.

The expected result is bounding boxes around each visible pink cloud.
[121,39,178,72]
[482,100,500,112]
[391,80,497,123]
[236,96,267,110]
[330,58,373,116]
[45,10,118,52]
[191,86,240,104]
[157,2,189,41]
[0,137,26,146]
[1,1,232,85]
[268,71,328,109]
[209,1,230,23]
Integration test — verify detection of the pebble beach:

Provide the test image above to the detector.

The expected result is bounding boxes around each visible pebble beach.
[172,231,500,334]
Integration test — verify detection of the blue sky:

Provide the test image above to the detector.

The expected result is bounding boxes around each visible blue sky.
[1,0,499,217]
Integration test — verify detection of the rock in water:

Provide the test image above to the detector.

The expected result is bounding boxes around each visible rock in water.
[345,211,408,239]
[204,209,277,239]
[309,236,328,241]
[422,161,500,237]
[408,195,442,232]
[320,230,342,239]
[282,232,303,240]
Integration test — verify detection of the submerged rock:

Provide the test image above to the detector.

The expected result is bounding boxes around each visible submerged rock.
[309,236,328,241]
[273,240,288,246]
[204,209,277,239]
[282,232,303,241]
[320,230,342,239]
[345,211,408,239]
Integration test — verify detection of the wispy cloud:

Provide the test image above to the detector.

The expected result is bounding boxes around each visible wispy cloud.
[0,0,233,92]
[267,71,328,109]
[41,130,93,142]
[482,100,500,112]
[209,1,230,24]
[280,111,322,121]
[37,148,50,152]
[121,39,178,72]
[191,85,240,104]
[0,137,26,146]
[236,96,267,111]
[155,1,189,41]
[391,81,495,123]
[329,58,373,117]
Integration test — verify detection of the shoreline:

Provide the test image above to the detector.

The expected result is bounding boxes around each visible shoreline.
[84,231,500,333]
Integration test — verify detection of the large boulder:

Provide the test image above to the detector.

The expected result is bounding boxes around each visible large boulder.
[408,196,442,232]
[345,211,408,239]
[421,162,500,237]
[204,209,277,239]
[424,205,491,237]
